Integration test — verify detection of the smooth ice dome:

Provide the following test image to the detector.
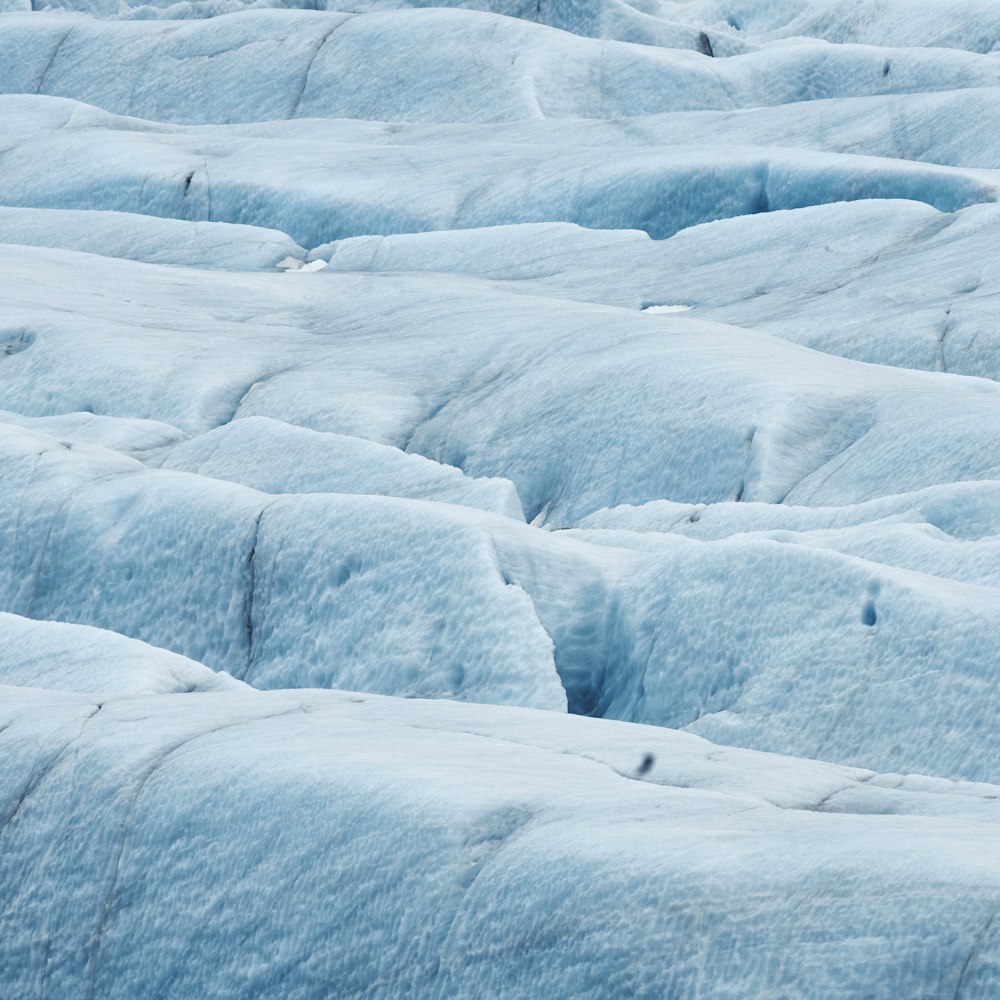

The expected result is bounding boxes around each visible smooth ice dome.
[3,0,1000,995]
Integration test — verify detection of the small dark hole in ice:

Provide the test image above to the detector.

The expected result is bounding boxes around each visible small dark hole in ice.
[637,753,655,776]
[1,328,37,356]
[861,600,877,627]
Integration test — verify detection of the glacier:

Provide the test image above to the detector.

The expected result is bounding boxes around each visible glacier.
[2,0,1000,995]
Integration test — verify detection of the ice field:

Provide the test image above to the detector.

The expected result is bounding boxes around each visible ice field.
[2,0,1000,996]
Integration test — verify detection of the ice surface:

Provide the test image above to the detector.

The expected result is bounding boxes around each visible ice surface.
[4,687,1000,998]
[3,96,999,251]
[155,415,524,517]
[4,244,1000,525]
[6,12,1000,125]
[325,201,1000,378]
[5,415,1000,783]
[0,612,242,695]
[0,423,564,707]
[5,0,1000,992]
[0,206,305,269]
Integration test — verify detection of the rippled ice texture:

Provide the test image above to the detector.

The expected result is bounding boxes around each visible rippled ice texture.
[2,0,1000,995]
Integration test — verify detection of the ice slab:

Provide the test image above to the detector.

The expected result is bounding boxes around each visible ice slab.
[155,415,524,518]
[579,480,1000,542]
[0,409,188,458]
[0,206,304,270]
[0,612,240,696]
[0,423,564,709]
[2,97,998,250]
[604,534,1000,783]
[4,244,1000,525]
[5,12,1000,125]
[3,685,1000,998]
[324,201,1000,379]
[685,0,1000,52]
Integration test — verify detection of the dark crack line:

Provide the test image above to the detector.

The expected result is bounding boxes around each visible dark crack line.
[938,305,954,374]
[35,28,73,94]
[441,807,534,953]
[223,365,300,425]
[954,910,996,1000]
[400,363,523,456]
[399,394,455,454]
[781,420,875,505]
[86,706,306,998]
[240,498,282,683]
[802,784,853,812]
[0,703,103,841]
[290,22,348,119]
[24,467,145,619]
[241,506,265,681]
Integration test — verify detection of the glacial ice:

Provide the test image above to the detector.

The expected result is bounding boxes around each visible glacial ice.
[5,685,1000,998]
[0,612,243,695]
[155,415,524,516]
[0,206,306,270]
[4,0,1000,993]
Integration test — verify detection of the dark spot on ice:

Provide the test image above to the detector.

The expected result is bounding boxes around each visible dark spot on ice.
[1,327,37,355]
[637,753,655,776]
[727,17,741,30]
[183,171,194,195]
[697,31,714,57]
[882,60,891,76]
[332,562,352,587]
[59,441,72,450]
[861,579,880,626]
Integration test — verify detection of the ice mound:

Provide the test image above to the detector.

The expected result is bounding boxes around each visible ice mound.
[156,415,524,517]
[0,612,243,695]
[4,687,1000,998]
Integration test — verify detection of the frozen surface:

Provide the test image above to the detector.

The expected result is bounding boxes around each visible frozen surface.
[155,415,524,516]
[6,12,1000,125]
[0,206,304,270]
[4,0,1000,993]
[0,612,242,695]
[0,424,563,708]
[3,96,999,251]
[4,686,1000,999]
